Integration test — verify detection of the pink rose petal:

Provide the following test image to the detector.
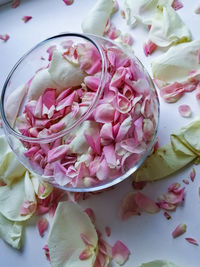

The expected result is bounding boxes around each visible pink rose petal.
[93,103,115,123]
[84,208,95,224]
[20,201,36,216]
[47,145,68,163]
[172,223,187,238]
[37,217,49,237]
[112,0,119,14]
[43,244,50,261]
[0,34,10,42]
[42,88,56,109]
[46,45,57,61]
[105,226,111,237]
[11,0,20,8]
[121,33,133,46]
[135,192,160,214]
[119,192,140,220]
[132,181,147,190]
[112,240,130,265]
[190,167,196,182]
[143,40,157,56]
[185,238,199,246]
[168,182,180,193]
[63,0,74,5]
[22,16,32,23]
[182,179,189,185]
[164,211,171,220]
[195,4,200,14]
[79,248,93,260]
[178,105,192,118]
[80,233,94,247]
[103,144,118,168]
[106,25,121,40]
[56,91,76,111]
[171,0,183,10]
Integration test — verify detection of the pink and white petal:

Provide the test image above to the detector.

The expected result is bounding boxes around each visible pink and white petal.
[113,93,131,114]
[190,167,196,182]
[182,179,189,185]
[43,244,50,261]
[171,0,183,10]
[63,0,74,5]
[143,40,157,56]
[0,34,10,42]
[178,105,192,118]
[112,240,130,265]
[135,192,160,214]
[37,217,49,237]
[185,238,199,246]
[168,182,181,193]
[96,158,110,181]
[103,144,118,168]
[84,76,100,92]
[79,248,93,260]
[56,91,76,111]
[119,192,140,220]
[195,3,200,14]
[46,45,57,61]
[172,223,186,238]
[112,0,119,14]
[22,16,32,23]
[93,103,115,123]
[100,122,114,142]
[42,88,56,109]
[47,145,69,163]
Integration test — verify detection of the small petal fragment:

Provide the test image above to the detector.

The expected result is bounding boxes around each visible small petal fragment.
[178,105,192,118]
[22,16,32,23]
[37,217,49,237]
[0,34,10,42]
[105,226,111,237]
[171,0,183,10]
[172,223,186,238]
[11,0,20,8]
[190,168,196,182]
[63,0,74,5]
[164,211,171,220]
[194,3,200,14]
[185,237,199,246]
[119,192,140,220]
[112,240,130,266]
[143,40,157,56]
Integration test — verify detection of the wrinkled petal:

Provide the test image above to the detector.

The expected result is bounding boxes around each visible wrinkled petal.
[135,192,160,213]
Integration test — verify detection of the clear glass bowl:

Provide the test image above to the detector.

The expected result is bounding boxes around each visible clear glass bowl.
[0,33,159,192]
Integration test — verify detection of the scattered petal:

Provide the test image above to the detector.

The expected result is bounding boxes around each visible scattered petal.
[164,211,171,220]
[132,181,147,190]
[0,34,10,42]
[105,226,111,237]
[143,40,157,56]
[11,0,20,8]
[112,240,130,266]
[190,167,196,182]
[185,237,199,246]
[43,244,50,261]
[22,16,32,23]
[119,192,140,220]
[63,0,74,5]
[182,179,189,185]
[171,0,183,10]
[178,105,192,118]
[37,217,49,237]
[84,208,95,224]
[135,192,160,214]
[194,3,200,14]
[172,223,186,238]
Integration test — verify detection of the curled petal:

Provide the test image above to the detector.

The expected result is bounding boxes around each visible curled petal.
[143,40,157,56]
[56,91,76,111]
[178,105,192,118]
[37,217,49,237]
[22,16,32,23]
[112,240,130,265]
[113,93,131,114]
[172,0,183,10]
[84,76,100,92]
[135,192,160,214]
[185,238,199,246]
[0,34,10,42]
[172,223,186,238]
[93,103,115,123]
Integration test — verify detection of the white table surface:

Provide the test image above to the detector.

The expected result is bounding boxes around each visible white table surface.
[0,0,200,266]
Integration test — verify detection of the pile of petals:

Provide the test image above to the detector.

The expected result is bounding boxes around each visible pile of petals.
[9,39,158,188]
[152,39,200,102]
[157,183,185,211]
[47,201,130,266]
[123,0,189,55]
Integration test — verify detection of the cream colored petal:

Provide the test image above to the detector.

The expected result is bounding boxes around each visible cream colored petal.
[133,119,200,182]
[27,68,61,100]
[140,260,179,267]
[124,0,159,26]
[149,1,191,47]
[0,135,26,186]
[31,173,53,199]
[81,0,114,35]
[5,84,27,127]
[48,202,98,267]
[48,49,85,89]
[0,212,24,249]
[152,39,200,83]
[0,175,33,221]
